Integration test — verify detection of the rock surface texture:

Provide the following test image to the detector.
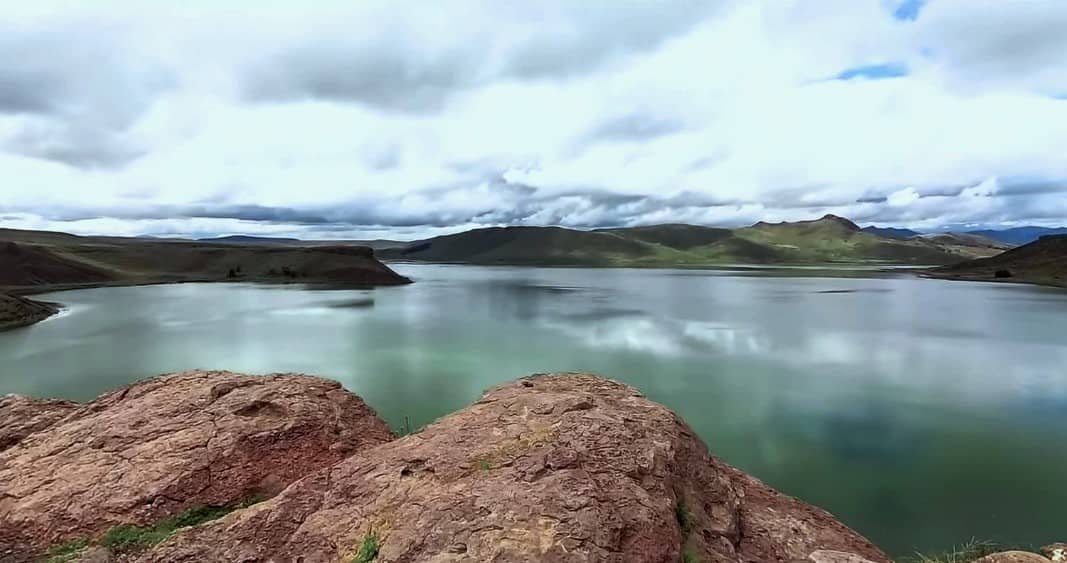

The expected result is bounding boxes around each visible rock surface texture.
[0,394,78,452]
[139,373,889,563]
[0,371,394,561]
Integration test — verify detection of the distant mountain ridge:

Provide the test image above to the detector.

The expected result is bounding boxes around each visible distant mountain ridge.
[861,226,921,239]
[964,226,1067,245]
[381,215,973,266]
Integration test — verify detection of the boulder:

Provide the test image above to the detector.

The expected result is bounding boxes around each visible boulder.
[1042,544,1067,562]
[0,370,394,561]
[140,373,889,563]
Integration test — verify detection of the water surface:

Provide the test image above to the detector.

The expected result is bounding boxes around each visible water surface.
[3,264,1066,555]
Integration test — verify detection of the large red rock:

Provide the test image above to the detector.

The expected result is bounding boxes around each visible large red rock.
[141,373,888,563]
[0,394,78,452]
[0,371,394,561]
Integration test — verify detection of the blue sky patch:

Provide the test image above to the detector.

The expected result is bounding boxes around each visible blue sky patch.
[893,0,926,21]
[835,63,909,81]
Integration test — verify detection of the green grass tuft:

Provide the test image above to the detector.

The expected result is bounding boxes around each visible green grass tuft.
[675,498,692,536]
[906,539,1002,563]
[45,497,266,557]
[682,549,700,563]
[352,531,381,563]
[44,538,90,563]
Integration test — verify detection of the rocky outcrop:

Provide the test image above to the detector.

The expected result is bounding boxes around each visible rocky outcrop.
[0,371,394,561]
[0,293,58,332]
[0,394,78,451]
[140,373,888,563]
[1043,544,1067,561]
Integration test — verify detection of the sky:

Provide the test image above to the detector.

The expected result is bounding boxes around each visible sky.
[1,0,1066,240]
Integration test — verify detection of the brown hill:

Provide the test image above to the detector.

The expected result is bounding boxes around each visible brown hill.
[0,242,117,287]
[931,234,1067,287]
[0,230,411,292]
[0,293,59,331]
[913,233,1013,259]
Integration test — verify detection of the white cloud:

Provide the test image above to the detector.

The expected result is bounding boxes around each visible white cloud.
[0,0,1065,238]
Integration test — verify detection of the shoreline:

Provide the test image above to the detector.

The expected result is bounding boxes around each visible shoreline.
[920,271,1067,290]
[0,275,413,333]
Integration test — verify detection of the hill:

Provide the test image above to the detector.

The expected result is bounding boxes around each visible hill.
[861,226,922,239]
[383,215,965,267]
[0,293,58,331]
[930,234,1067,287]
[914,233,1014,259]
[966,226,1067,245]
[0,242,118,286]
[0,229,411,295]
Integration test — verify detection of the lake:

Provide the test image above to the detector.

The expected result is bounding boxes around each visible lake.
[2,263,1066,556]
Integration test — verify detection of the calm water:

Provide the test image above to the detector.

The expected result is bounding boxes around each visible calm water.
[3,264,1067,555]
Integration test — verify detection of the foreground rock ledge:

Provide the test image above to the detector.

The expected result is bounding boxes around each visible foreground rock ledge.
[140,373,889,563]
[0,371,394,560]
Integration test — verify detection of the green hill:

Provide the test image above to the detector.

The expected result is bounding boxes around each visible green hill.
[382,215,967,267]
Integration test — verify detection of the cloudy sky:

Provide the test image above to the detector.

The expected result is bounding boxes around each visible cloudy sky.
[1,0,1066,240]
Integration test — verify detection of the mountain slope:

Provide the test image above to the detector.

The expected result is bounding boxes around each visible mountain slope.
[0,242,119,286]
[734,215,960,264]
[384,216,966,266]
[931,235,1067,287]
[914,233,1014,259]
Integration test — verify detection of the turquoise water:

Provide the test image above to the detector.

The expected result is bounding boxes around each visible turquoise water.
[2,264,1066,555]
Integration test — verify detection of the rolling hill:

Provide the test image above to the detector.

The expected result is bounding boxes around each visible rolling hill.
[914,233,1013,259]
[0,230,411,293]
[381,215,969,266]
[929,234,1067,287]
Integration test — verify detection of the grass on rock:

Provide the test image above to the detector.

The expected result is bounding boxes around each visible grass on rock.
[351,531,381,563]
[43,498,262,558]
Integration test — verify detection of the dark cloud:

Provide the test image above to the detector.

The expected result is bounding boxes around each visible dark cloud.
[0,24,171,170]
[4,121,146,169]
[239,1,719,113]
[996,177,1067,196]
[242,40,483,114]
[580,112,686,143]
[500,1,717,80]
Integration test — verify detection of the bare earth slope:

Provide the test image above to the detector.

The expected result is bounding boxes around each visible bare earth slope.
[0,371,394,560]
[930,234,1067,288]
[0,241,117,287]
[141,373,888,563]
